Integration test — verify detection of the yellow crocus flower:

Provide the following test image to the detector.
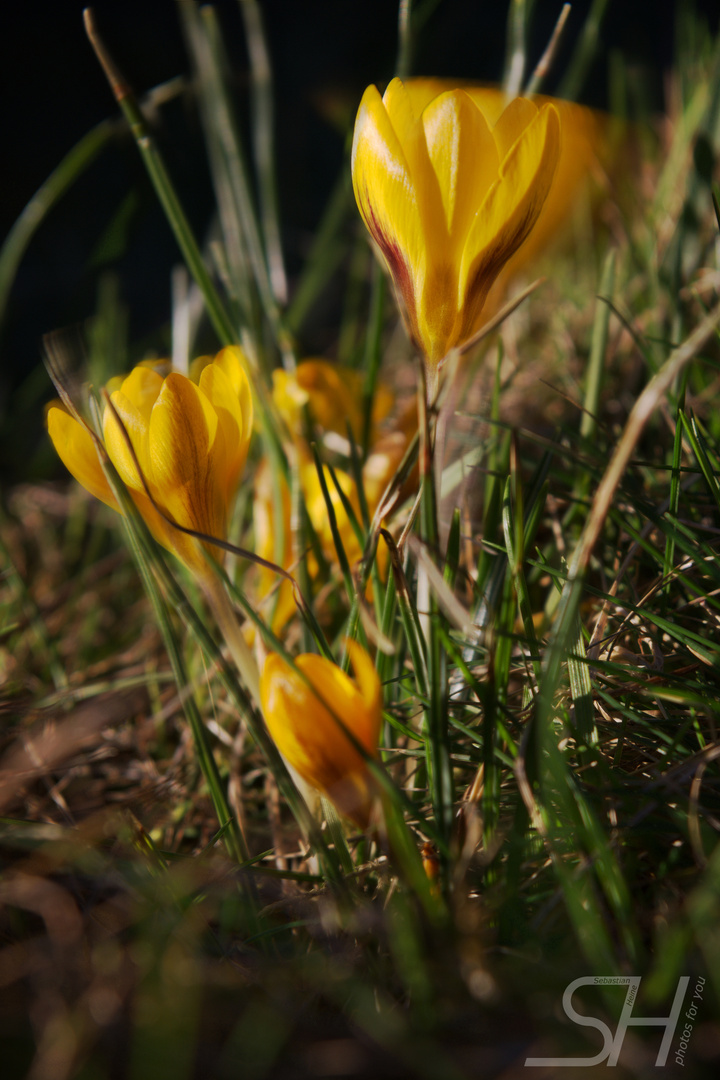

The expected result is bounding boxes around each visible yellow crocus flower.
[252,452,363,632]
[272,358,393,443]
[401,81,616,312]
[252,456,297,632]
[260,640,382,828]
[352,77,561,367]
[47,346,253,578]
[253,410,411,632]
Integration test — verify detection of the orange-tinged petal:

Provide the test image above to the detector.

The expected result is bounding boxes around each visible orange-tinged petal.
[260,644,382,827]
[296,360,363,441]
[47,406,117,510]
[126,485,191,561]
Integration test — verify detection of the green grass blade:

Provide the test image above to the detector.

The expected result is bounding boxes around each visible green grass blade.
[237,0,288,305]
[0,118,114,330]
[86,11,237,348]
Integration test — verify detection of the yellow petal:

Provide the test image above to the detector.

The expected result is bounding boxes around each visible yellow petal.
[404,77,456,116]
[211,345,249,392]
[103,388,152,493]
[148,373,223,541]
[498,98,604,275]
[105,375,124,396]
[351,83,424,332]
[463,85,509,126]
[422,89,498,249]
[198,360,250,502]
[117,366,164,423]
[252,458,296,633]
[300,458,362,567]
[47,406,117,510]
[299,651,379,756]
[254,456,291,568]
[344,639,383,747]
[491,96,539,161]
[458,102,561,340]
[383,78,451,271]
[188,354,214,383]
[211,347,254,452]
[102,365,165,494]
[272,368,308,434]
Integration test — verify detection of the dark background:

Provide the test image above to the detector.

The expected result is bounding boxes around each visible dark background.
[1,0,718,480]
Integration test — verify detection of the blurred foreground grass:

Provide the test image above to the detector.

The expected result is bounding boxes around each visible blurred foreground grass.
[2,3,720,1078]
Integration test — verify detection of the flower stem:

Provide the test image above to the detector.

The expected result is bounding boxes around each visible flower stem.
[417,365,454,853]
[203,574,261,710]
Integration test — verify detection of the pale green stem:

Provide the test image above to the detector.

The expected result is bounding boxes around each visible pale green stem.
[203,575,261,709]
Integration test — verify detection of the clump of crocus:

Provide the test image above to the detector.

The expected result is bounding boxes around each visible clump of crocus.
[47,346,253,579]
[351,77,561,368]
[260,641,382,828]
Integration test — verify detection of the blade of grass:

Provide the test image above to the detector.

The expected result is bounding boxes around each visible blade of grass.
[558,0,612,101]
[362,264,387,457]
[663,382,687,592]
[237,0,287,305]
[310,443,355,605]
[679,410,720,513]
[287,173,353,338]
[85,9,237,348]
[580,250,616,445]
[0,119,113,330]
[198,5,294,365]
[547,298,720,702]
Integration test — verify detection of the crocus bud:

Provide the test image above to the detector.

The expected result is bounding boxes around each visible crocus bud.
[352,77,561,367]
